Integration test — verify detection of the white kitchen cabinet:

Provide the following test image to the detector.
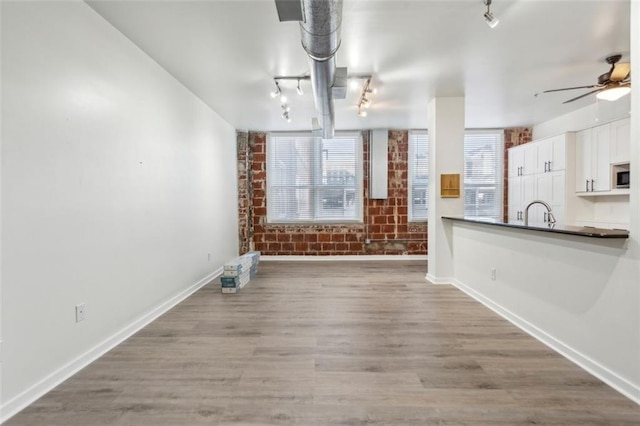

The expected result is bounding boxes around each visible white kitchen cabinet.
[508,134,571,226]
[534,171,566,226]
[575,123,611,193]
[508,143,536,178]
[609,117,630,164]
[535,135,566,174]
[508,174,535,224]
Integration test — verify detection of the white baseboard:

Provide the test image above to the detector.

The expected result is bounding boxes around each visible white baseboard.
[425,273,453,285]
[261,255,427,261]
[452,278,640,405]
[0,268,222,424]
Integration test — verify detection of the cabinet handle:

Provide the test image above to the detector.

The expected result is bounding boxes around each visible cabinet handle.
[586,179,589,192]
[548,161,552,172]
[591,179,595,192]
[544,212,548,223]
[545,161,548,172]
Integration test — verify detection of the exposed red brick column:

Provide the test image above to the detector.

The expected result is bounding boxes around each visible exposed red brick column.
[503,127,533,221]
[236,132,253,254]
[243,130,427,256]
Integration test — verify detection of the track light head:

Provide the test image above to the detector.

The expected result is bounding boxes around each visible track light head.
[357,109,367,117]
[270,81,281,98]
[296,79,304,95]
[484,11,499,28]
[483,0,499,28]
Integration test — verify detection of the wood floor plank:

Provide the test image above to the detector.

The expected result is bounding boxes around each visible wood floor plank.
[6,260,639,425]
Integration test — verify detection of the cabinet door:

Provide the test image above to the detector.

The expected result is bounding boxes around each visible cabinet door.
[550,135,566,171]
[610,118,630,164]
[507,177,521,224]
[522,143,537,176]
[575,129,591,192]
[508,147,523,178]
[522,174,536,209]
[535,138,550,174]
[592,123,611,192]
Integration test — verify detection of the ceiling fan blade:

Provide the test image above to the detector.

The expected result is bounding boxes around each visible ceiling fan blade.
[543,85,600,93]
[610,62,630,81]
[562,89,604,104]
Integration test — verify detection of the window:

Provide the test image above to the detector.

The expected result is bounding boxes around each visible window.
[408,130,429,221]
[464,130,504,220]
[267,132,363,223]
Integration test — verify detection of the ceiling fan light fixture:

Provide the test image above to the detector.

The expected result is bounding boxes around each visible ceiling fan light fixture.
[596,86,631,102]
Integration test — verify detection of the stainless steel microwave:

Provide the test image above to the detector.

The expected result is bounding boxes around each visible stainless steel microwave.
[616,170,630,188]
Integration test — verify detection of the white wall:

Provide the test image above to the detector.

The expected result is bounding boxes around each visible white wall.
[1,0,239,417]
[533,97,630,140]
[449,2,640,403]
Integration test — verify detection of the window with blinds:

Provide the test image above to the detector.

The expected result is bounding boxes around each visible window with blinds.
[408,130,429,221]
[267,132,363,223]
[464,130,504,220]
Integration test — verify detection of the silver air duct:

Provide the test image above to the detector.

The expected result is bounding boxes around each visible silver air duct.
[276,0,344,139]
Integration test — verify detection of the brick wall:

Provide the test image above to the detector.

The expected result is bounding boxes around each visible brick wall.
[503,127,533,221]
[237,130,427,256]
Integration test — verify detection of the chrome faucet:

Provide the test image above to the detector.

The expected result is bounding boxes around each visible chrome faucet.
[524,200,556,227]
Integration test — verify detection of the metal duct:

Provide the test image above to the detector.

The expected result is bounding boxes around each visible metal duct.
[274,0,344,138]
[299,0,343,139]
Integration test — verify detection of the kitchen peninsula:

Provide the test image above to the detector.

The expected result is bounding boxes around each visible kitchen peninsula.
[443,216,629,239]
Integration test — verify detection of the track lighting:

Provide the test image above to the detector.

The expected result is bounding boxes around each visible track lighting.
[270,81,281,98]
[296,79,304,95]
[483,0,499,28]
[356,77,375,116]
[280,94,287,104]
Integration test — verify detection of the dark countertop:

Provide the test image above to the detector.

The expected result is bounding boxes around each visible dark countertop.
[442,216,629,239]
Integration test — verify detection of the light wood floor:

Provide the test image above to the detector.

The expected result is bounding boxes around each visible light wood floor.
[6,261,640,425]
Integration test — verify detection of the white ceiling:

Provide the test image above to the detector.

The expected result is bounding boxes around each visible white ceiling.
[87,0,631,132]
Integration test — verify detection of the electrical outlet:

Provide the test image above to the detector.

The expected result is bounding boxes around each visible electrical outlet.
[75,303,86,323]
[490,268,497,281]
[365,238,371,244]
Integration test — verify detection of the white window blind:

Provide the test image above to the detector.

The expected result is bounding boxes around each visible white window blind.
[408,130,429,221]
[267,132,363,223]
[464,130,504,220]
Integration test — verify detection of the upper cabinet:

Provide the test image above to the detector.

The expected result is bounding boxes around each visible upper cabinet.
[610,117,630,164]
[575,117,630,195]
[508,143,537,178]
[535,135,566,174]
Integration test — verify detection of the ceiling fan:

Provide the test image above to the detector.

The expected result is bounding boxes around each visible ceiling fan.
[543,54,631,104]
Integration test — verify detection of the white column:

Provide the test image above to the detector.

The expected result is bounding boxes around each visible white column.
[426,97,465,284]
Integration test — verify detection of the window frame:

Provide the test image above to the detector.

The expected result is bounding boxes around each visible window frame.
[463,129,504,220]
[266,131,364,224]
[408,130,429,222]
